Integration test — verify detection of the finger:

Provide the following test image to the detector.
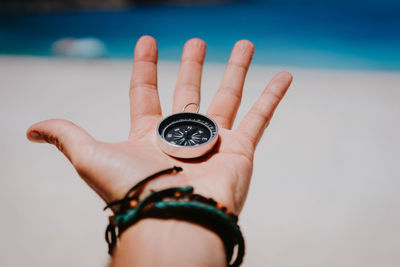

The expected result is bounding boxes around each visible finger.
[236,72,292,148]
[129,36,161,136]
[26,119,96,167]
[172,38,206,113]
[207,40,254,129]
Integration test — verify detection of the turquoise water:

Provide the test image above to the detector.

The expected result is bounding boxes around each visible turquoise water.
[1,1,399,70]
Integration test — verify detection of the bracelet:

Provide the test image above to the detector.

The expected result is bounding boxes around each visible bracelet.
[104,166,245,267]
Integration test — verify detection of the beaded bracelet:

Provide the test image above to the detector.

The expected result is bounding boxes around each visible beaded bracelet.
[104,166,245,267]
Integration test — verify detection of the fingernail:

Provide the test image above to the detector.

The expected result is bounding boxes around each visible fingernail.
[29,130,42,141]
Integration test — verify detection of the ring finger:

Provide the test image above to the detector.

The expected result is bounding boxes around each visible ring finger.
[207,40,254,129]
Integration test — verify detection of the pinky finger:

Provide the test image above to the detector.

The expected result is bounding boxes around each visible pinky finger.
[236,72,292,148]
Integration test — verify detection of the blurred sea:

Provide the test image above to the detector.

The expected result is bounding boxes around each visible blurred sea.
[1,0,399,70]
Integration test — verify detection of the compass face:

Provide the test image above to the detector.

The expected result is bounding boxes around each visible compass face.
[164,121,211,146]
[157,112,219,158]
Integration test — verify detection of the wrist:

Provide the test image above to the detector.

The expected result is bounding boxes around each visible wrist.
[112,218,226,267]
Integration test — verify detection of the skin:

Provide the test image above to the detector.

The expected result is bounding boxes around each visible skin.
[26,36,292,266]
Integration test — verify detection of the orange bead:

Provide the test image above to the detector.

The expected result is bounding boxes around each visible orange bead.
[216,203,224,210]
[129,200,138,208]
[174,191,181,198]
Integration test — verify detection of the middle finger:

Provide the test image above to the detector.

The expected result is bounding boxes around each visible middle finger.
[172,38,206,113]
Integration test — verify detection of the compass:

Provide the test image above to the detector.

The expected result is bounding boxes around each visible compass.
[157,103,219,159]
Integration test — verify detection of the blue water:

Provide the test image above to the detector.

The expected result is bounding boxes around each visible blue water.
[1,1,399,70]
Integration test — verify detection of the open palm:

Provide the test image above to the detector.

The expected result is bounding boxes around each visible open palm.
[27,36,292,215]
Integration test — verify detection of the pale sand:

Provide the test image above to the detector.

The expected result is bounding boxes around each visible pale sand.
[0,56,399,267]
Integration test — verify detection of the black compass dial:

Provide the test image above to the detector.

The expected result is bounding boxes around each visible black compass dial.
[158,112,218,147]
[164,121,210,146]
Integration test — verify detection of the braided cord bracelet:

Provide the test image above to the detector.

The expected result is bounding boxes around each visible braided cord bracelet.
[104,166,245,267]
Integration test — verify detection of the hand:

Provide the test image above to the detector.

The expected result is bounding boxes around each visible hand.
[26,36,292,215]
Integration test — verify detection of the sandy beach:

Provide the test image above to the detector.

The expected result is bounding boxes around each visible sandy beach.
[1,56,399,267]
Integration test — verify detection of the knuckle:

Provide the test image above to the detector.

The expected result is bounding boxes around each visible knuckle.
[249,108,271,123]
[228,60,249,71]
[181,81,200,91]
[130,82,158,93]
[266,89,282,102]
[218,86,242,103]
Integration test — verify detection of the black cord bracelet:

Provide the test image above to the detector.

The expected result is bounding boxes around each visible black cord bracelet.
[104,166,245,267]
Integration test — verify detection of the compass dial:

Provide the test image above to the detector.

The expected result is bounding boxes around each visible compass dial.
[157,112,219,158]
[164,121,210,146]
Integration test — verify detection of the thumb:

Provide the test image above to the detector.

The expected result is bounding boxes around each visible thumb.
[26,119,96,166]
